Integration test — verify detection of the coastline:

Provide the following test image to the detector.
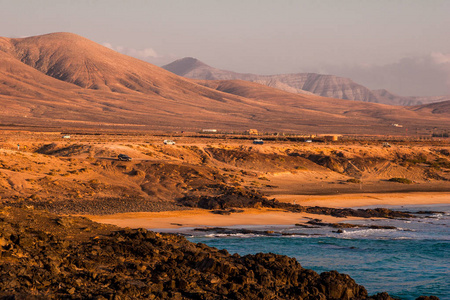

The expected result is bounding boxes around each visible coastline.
[88,191,450,230]
[273,191,450,208]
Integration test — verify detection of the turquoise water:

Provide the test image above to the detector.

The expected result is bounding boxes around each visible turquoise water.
[181,205,449,300]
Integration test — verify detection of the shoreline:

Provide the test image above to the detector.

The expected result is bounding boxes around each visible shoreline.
[88,208,364,230]
[272,191,450,208]
[88,191,449,230]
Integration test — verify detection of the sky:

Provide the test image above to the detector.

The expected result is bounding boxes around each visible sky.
[1,0,450,96]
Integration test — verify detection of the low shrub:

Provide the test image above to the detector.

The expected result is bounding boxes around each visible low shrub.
[388,177,412,184]
[346,178,361,184]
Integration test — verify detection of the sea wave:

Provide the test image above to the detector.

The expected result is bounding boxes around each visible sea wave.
[204,233,264,238]
[339,228,396,236]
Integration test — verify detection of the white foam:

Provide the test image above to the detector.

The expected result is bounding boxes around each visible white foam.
[203,233,266,238]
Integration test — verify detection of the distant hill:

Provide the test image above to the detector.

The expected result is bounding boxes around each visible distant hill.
[163,57,447,106]
[0,33,449,135]
[0,33,269,130]
[372,89,450,106]
[411,100,450,114]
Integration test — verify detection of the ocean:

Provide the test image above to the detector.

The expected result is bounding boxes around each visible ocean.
[176,204,450,300]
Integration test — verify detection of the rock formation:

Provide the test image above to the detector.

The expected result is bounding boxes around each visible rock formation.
[0,205,437,299]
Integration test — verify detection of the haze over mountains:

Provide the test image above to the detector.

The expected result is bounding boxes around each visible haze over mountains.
[163,57,450,106]
[0,32,449,134]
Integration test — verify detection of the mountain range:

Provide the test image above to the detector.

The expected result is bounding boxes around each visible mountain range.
[163,57,449,106]
[0,32,449,135]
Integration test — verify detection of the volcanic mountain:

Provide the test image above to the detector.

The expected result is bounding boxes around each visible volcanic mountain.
[0,33,449,134]
[163,57,448,106]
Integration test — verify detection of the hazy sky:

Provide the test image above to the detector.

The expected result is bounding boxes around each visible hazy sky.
[2,0,450,96]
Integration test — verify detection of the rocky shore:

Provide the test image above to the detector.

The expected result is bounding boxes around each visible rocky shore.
[178,187,414,219]
[5,184,416,220]
[0,138,448,299]
[0,205,440,300]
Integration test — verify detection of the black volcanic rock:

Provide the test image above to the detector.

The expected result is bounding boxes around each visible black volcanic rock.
[178,189,414,219]
[0,205,436,299]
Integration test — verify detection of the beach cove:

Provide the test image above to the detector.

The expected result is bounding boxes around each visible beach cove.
[89,192,449,229]
[89,192,450,299]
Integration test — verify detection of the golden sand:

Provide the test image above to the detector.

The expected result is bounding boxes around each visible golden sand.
[89,192,449,229]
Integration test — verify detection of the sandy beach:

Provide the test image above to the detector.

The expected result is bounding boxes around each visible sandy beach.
[89,192,449,229]
[273,192,450,208]
[88,208,359,230]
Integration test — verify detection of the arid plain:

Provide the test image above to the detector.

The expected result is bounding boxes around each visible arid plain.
[1,131,449,228]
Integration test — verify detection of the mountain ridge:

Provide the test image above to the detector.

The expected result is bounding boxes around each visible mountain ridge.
[0,32,448,135]
[163,57,449,106]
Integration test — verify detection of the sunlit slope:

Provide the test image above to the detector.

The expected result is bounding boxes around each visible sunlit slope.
[0,33,448,133]
[196,80,450,131]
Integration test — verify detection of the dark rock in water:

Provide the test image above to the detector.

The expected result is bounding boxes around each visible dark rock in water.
[369,292,400,299]
[295,223,320,228]
[193,227,312,237]
[367,225,397,230]
[0,206,437,299]
[415,296,441,300]
[307,219,358,228]
[414,211,445,215]
[306,220,398,230]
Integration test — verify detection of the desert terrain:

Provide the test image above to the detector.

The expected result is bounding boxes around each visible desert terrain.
[1,131,448,220]
[4,131,447,298]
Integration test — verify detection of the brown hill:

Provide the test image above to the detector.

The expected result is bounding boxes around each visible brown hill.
[0,33,274,130]
[0,33,449,134]
[372,89,450,106]
[163,57,448,106]
[163,57,315,96]
[412,100,450,114]
[195,80,450,133]
[6,32,192,95]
